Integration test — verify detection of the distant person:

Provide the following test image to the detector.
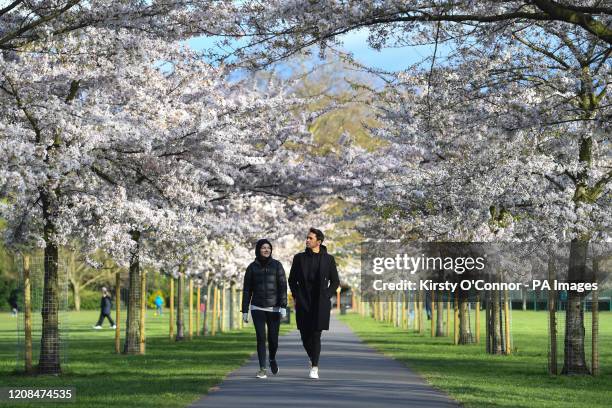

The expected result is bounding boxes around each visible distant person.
[242,239,287,379]
[9,289,19,317]
[200,296,207,335]
[93,287,116,329]
[559,290,568,311]
[425,291,432,320]
[155,294,164,316]
[289,228,339,379]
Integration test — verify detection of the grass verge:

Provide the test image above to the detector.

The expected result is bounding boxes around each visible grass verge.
[338,310,612,408]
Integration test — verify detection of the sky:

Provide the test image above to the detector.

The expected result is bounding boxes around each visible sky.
[187,28,450,73]
[335,28,449,71]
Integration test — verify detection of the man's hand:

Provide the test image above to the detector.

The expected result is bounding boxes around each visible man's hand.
[242,312,249,323]
[280,308,287,318]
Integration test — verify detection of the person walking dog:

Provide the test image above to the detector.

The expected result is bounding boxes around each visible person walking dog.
[288,228,340,379]
[242,239,288,379]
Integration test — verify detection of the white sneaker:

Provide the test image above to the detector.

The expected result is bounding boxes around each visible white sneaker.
[309,366,319,379]
[93,325,102,329]
[111,325,117,329]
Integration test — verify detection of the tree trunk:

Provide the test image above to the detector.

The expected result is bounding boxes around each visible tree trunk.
[499,290,505,354]
[592,257,599,376]
[436,292,444,336]
[491,289,503,354]
[402,290,408,329]
[430,290,435,336]
[503,288,511,354]
[188,277,193,340]
[38,198,61,374]
[453,290,459,345]
[446,291,450,336]
[196,285,201,335]
[23,254,33,373]
[211,284,218,336]
[522,287,527,311]
[229,281,235,330]
[221,282,226,332]
[176,268,185,341]
[475,293,481,344]
[123,231,142,354]
[73,285,81,312]
[458,290,473,344]
[486,291,491,353]
[203,282,211,335]
[169,276,174,340]
[563,100,595,373]
[115,272,121,354]
[548,257,558,374]
[562,240,590,374]
[139,271,146,353]
[418,290,424,334]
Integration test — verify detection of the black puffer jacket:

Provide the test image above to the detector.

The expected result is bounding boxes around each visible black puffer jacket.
[241,258,288,313]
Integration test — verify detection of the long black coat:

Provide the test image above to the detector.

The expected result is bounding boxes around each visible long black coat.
[288,245,340,331]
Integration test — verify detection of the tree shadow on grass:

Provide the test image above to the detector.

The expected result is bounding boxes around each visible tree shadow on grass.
[0,330,262,408]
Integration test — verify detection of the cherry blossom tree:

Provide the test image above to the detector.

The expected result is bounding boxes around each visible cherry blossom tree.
[0,1,245,51]
[333,21,610,372]
[208,0,611,68]
[220,5,610,372]
[0,22,312,369]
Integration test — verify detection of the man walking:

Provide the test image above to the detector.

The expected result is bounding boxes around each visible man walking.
[93,287,116,329]
[288,228,340,379]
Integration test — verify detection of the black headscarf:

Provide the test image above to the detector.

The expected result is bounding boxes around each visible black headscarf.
[255,238,273,265]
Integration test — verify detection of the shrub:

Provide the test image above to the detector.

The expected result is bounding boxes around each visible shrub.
[68,288,104,310]
[0,278,18,311]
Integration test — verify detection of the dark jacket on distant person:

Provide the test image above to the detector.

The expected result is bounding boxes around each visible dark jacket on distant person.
[101,295,112,315]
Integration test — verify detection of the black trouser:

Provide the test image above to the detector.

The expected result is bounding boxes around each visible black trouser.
[299,328,322,366]
[251,309,281,369]
[96,311,115,326]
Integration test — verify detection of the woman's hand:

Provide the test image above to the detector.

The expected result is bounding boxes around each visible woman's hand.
[242,312,249,323]
[280,308,287,318]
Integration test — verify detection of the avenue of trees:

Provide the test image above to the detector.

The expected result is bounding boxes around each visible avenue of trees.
[1,1,609,376]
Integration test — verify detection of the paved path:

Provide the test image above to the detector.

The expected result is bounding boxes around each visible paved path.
[190,313,459,408]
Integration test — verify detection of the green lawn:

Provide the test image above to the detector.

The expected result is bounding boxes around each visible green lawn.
[0,310,296,407]
[338,310,612,408]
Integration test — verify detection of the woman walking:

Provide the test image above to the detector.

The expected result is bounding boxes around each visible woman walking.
[242,239,288,378]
